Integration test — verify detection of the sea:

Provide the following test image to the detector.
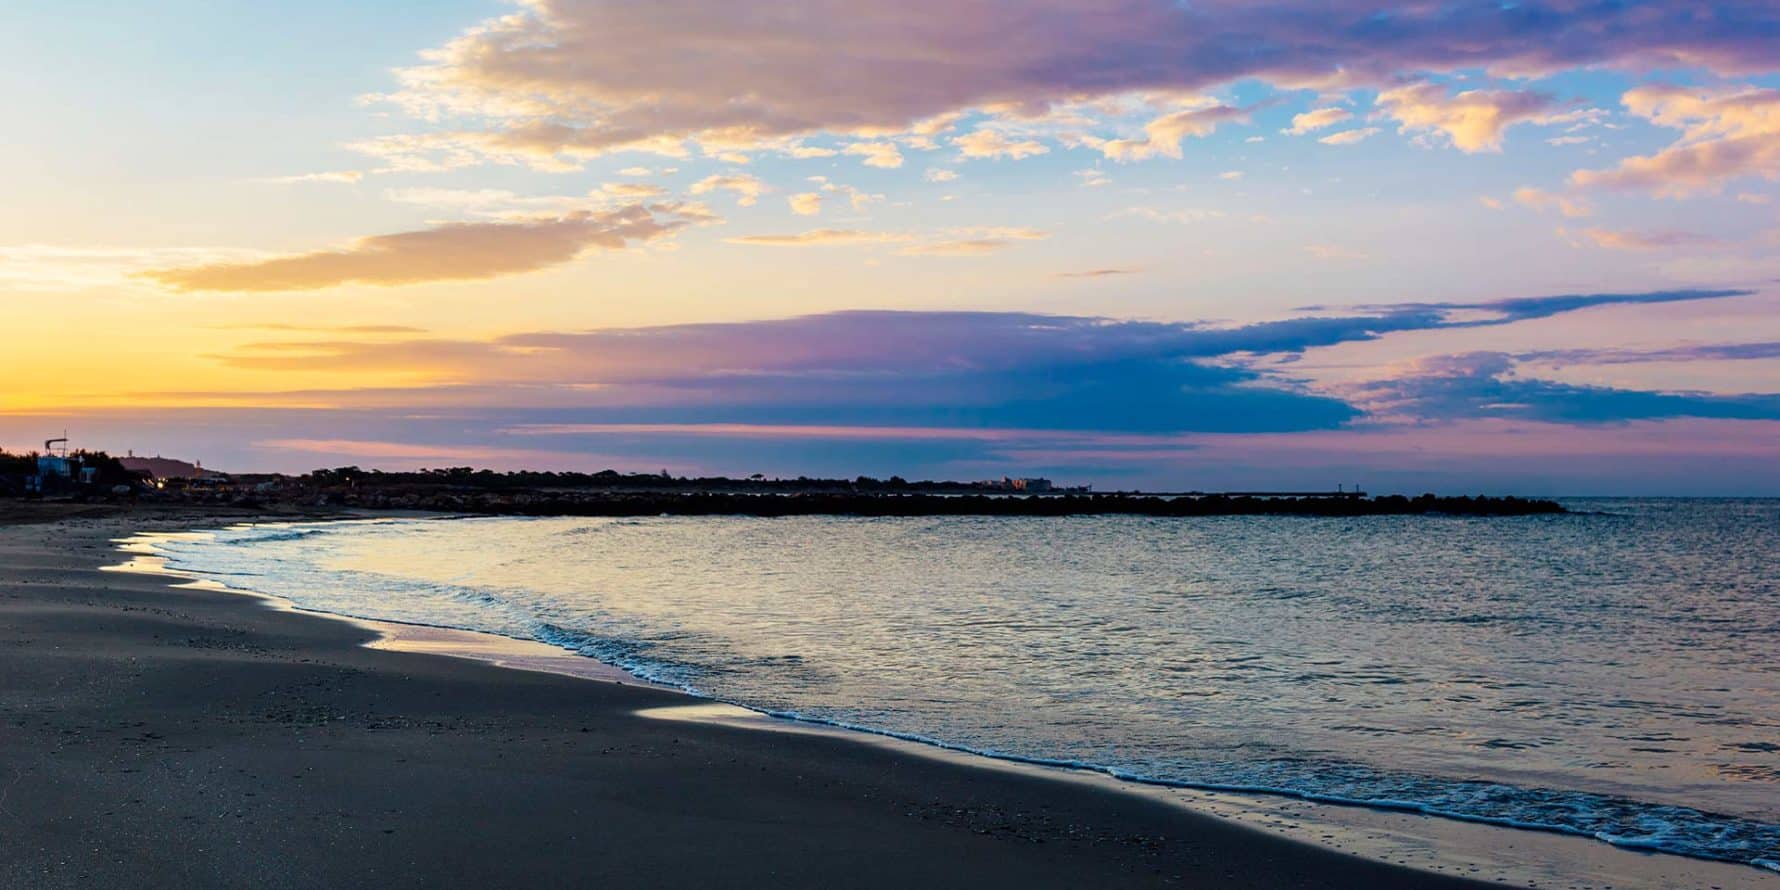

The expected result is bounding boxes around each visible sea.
[140,498,1780,872]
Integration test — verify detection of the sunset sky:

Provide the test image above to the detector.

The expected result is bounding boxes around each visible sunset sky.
[5,0,1779,493]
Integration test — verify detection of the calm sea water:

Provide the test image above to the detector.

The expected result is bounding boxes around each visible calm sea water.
[147,499,1780,871]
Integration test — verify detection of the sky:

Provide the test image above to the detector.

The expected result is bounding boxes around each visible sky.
[3,0,1779,494]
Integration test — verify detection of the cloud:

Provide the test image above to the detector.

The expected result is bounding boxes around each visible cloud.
[784,143,840,158]
[1523,341,1780,366]
[142,205,701,292]
[727,226,1043,253]
[258,438,622,466]
[896,228,1049,256]
[1095,104,1248,161]
[1056,268,1137,278]
[1286,107,1352,135]
[689,173,767,205]
[924,169,960,183]
[818,181,885,210]
[506,422,1142,443]
[954,129,1049,160]
[726,229,911,247]
[844,141,904,168]
[1566,227,1719,251]
[1319,287,1749,326]
[1571,84,1780,196]
[256,170,365,185]
[213,310,1365,434]
[1376,83,1565,152]
[1218,170,1244,180]
[1495,289,1749,321]
[788,192,823,215]
[210,288,1751,406]
[212,323,427,335]
[362,1,1780,168]
[1512,186,1591,217]
[183,288,1763,485]
[1318,127,1378,145]
[603,182,669,198]
[1358,352,1780,423]
[897,240,1017,256]
[1075,168,1111,187]
[955,226,1047,240]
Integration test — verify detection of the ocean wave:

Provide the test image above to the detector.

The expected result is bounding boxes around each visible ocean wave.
[514,617,1780,868]
[217,526,335,545]
[656,697,1780,870]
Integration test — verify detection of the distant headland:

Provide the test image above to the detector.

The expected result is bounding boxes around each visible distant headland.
[0,448,1565,517]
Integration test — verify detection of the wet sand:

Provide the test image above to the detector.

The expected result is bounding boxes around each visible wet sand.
[0,503,1517,887]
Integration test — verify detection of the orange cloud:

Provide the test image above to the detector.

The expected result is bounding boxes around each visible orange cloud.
[1285,107,1352,135]
[1317,127,1378,145]
[954,128,1049,160]
[142,205,699,292]
[726,229,912,247]
[1376,83,1564,152]
[897,227,1048,255]
[1571,84,1780,196]
[843,141,905,168]
[603,182,669,198]
[897,239,1015,256]
[257,170,366,184]
[1055,268,1137,278]
[1094,103,1248,161]
[725,226,1045,254]
[817,181,884,210]
[688,173,767,205]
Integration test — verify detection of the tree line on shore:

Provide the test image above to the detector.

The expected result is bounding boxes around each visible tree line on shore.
[0,453,1565,516]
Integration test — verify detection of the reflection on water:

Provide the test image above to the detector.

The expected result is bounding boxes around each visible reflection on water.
[148,499,1780,870]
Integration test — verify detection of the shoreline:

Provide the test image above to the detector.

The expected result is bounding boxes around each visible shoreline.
[121,517,1780,889]
[1,505,1765,888]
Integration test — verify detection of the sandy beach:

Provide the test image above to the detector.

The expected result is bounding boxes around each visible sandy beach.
[0,503,1528,889]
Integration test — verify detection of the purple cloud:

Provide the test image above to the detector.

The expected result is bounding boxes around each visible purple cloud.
[358,1,1780,167]
[1524,342,1780,366]
[1358,351,1780,424]
[195,288,1762,438]
[144,205,705,292]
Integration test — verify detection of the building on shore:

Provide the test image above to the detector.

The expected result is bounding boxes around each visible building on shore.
[24,438,97,494]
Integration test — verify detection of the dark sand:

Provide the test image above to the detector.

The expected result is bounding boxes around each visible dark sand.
[0,504,1503,888]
